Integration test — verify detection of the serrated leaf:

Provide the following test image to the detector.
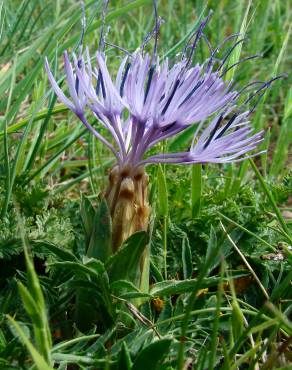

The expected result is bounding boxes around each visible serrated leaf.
[150,278,211,297]
[31,240,78,262]
[150,271,249,297]
[132,338,172,370]
[110,280,140,293]
[50,260,104,280]
[83,256,105,274]
[110,280,151,298]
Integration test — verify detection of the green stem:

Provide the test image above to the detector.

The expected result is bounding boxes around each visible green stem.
[1,119,11,218]
[163,215,168,279]
[208,262,224,369]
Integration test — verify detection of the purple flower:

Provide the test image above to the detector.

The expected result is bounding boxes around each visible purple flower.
[45,18,274,170]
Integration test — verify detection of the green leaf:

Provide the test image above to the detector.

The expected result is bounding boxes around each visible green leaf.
[52,334,99,353]
[110,280,140,293]
[204,227,228,273]
[149,272,249,297]
[150,277,219,297]
[231,300,244,343]
[83,257,106,274]
[74,270,113,333]
[132,338,172,370]
[117,342,132,370]
[51,352,102,365]
[110,278,151,299]
[23,236,45,312]
[20,242,52,362]
[271,270,292,302]
[106,231,148,285]
[17,282,42,327]
[119,292,151,299]
[6,316,53,370]
[31,240,78,262]
[80,194,96,244]
[110,280,152,300]
[87,199,112,262]
[150,260,164,282]
[50,259,104,280]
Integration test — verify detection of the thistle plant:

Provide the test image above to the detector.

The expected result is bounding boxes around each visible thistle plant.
[45,5,280,294]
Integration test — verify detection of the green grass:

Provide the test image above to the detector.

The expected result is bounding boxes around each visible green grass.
[0,0,291,369]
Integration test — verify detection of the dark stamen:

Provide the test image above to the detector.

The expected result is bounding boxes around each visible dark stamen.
[162,79,180,115]
[78,1,86,51]
[153,0,159,57]
[183,40,214,65]
[232,80,264,100]
[244,75,286,105]
[141,17,164,54]
[96,75,100,95]
[201,33,213,55]
[104,41,131,56]
[75,59,82,94]
[214,113,237,140]
[219,54,261,78]
[75,79,79,94]
[161,121,176,132]
[179,79,204,107]
[185,11,212,70]
[120,62,131,97]
[96,70,106,98]
[98,0,109,52]
[205,33,241,72]
[203,114,224,149]
[217,38,246,72]
[248,91,266,114]
[182,20,208,60]
[144,65,155,103]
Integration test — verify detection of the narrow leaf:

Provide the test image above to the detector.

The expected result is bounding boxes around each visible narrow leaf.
[6,316,53,370]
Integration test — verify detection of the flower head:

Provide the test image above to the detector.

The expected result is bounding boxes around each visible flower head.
[45,15,279,170]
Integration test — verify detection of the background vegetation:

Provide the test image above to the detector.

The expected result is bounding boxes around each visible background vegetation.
[0,0,291,369]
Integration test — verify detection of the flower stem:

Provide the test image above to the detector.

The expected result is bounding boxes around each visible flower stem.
[163,215,168,279]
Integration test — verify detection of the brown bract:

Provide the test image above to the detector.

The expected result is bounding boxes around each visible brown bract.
[105,165,150,252]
